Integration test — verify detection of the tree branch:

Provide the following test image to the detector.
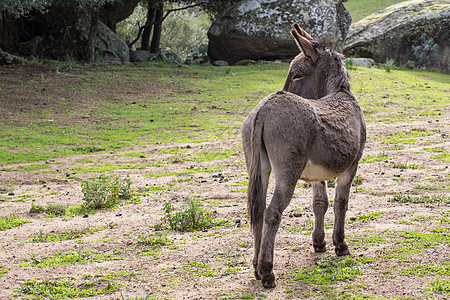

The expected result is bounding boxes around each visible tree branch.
[160,3,203,23]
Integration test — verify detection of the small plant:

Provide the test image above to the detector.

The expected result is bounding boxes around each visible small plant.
[384,58,395,72]
[0,215,31,231]
[158,200,224,232]
[412,33,438,68]
[345,58,356,70]
[138,232,170,248]
[30,227,105,243]
[81,175,132,209]
[30,203,67,216]
[352,174,364,186]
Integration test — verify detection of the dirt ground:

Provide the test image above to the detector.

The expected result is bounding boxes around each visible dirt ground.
[0,64,449,300]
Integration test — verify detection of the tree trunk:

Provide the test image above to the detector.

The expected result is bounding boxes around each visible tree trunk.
[85,6,100,62]
[141,5,157,51]
[150,3,163,53]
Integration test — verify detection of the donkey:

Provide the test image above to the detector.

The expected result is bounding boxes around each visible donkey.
[241,24,366,288]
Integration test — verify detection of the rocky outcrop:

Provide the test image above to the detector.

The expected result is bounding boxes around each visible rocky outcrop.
[75,17,129,63]
[208,0,351,65]
[0,47,24,65]
[344,0,450,74]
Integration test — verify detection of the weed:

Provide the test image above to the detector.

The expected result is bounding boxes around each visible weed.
[389,193,450,204]
[29,227,105,242]
[81,174,132,209]
[0,215,31,231]
[29,203,67,216]
[138,232,171,248]
[384,58,395,72]
[392,163,424,169]
[352,174,364,186]
[345,58,356,70]
[157,200,225,232]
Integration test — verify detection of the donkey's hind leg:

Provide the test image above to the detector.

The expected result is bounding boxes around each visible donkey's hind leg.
[258,166,302,288]
[312,181,329,252]
[333,162,358,256]
[252,149,271,280]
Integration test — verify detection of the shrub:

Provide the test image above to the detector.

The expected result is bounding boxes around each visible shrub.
[384,58,395,72]
[412,33,438,68]
[158,200,224,232]
[81,175,132,209]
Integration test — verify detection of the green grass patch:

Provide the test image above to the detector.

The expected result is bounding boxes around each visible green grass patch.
[430,153,450,163]
[343,0,406,23]
[399,262,450,277]
[0,215,31,231]
[360,153,388,163]
[377,129,434,145]
[288,255,374,286]
[29,227,106,242]
[20,249,123,267]
[14,277,119,299]
[389,193,450,204]
[0,265,7,276]
[349,211,384,223]
[427,279,450,295]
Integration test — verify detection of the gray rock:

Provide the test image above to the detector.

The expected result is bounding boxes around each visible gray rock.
[130,50,157,62]
[212,60,229,67]
[346,57,375,68]
[0,47,24,65]
[208,0,351,65]
[75,17,129,63]
[344,0,450,74]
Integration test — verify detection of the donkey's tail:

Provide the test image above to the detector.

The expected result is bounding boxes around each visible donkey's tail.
[247,116,265,231]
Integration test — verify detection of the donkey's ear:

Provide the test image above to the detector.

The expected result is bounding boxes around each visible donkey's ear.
[290,28,318,62]
[292,23,313,41]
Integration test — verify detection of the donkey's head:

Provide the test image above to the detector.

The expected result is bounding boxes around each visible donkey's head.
[283,23,350,99]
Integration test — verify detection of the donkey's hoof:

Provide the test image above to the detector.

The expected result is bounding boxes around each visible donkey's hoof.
[313,242,327,253]
[254,270,261,280]
[335,244,350,256]
[261,274,276,288]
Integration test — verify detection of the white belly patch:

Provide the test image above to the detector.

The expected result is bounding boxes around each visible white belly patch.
[300,160,338,181]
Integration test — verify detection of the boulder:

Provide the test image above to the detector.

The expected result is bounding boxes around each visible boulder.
[344,0,450,74]
[208,0,351,65]
[130,50,157,62]
[75,17,129,63]
[346,57,375,68]
[0,47,24,65]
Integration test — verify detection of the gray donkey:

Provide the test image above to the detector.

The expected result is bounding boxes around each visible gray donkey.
[242,24,366,288]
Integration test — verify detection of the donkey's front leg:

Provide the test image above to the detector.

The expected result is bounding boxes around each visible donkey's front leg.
[333,164,358,256]
[312,181,328,252]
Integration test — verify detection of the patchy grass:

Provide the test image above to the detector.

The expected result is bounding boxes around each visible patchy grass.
[344,0,407,23]
[0,215,31,231]
[389,193,450,204]
[29,227,106,243]
[287,256,374,286]
[19,249,123,267]
[14,277,119,299]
